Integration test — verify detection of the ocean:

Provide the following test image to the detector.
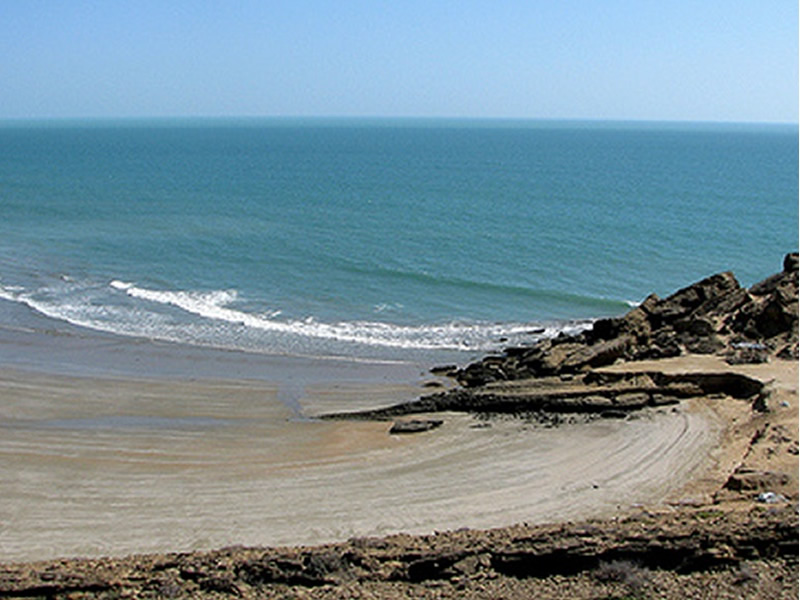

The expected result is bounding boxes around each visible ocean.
[0,118,796,368]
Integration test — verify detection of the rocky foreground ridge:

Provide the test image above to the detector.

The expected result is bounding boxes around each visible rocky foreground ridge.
[0,507,795,599]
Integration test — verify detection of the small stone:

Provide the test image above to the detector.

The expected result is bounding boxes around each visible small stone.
[389,419,444,434]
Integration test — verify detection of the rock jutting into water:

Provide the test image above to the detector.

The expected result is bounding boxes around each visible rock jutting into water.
[322,253,797,423]
[454,252,798,388]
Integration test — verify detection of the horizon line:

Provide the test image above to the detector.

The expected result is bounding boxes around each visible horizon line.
[0,114,797,127]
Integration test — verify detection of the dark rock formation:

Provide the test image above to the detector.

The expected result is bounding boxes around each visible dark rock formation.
[430,365,458,376]
[454,254,798,387]
[319,256,795,425]
[323,370,764,421]
[724,467,791,492]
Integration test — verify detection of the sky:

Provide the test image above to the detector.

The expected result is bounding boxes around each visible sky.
[1,1,797,122]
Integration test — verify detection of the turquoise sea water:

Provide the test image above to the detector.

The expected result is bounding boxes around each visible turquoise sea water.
[0,118,796,364]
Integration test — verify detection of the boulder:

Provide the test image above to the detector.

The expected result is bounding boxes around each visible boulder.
[600,410,628,419]
[561,336,633,371]
[684,334,724,355]
[648,272,740,327]
[752,296,796,339]
[724,467,790,492]
[702,287,751,319]
[674,317,715,337]
[777,342,799,360]
[619,306,653,340]
[612,392,650,409]
[430,365,458,376]
[590,317,622,342]
[725,346,769,365]
[642,328,681,359]
[749,272,788,297]
[456,363,502,387]
[519,342,584,376]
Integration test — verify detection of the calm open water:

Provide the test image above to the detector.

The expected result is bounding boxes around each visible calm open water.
[0,118,796,364]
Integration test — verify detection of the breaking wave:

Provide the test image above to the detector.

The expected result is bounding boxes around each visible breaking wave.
[0,278,593,359]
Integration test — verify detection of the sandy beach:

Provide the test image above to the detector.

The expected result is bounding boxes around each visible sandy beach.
[0,352,795,598]
[0,365,723,563]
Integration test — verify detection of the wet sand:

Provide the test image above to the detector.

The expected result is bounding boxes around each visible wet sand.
[0,367,722,563]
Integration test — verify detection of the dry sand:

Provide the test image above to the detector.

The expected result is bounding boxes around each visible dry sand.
[0,366,726,564]
[601,355,799,504]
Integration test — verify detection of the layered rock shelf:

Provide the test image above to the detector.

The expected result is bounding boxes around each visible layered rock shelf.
[323,370,766,421]
[0,507,795,599]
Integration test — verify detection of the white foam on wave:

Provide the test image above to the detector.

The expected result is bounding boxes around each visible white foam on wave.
[109,281,557,351]
[120,284,239,314]
[0,283,21,302]
[0,276,592,357]
[2,280,155,337]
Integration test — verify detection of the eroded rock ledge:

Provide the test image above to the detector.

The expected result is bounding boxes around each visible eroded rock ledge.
[323,370,765,421]
[0,507,795,599]
[453,252,798,389]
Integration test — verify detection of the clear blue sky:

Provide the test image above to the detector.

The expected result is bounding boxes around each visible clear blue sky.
[2,0,797,122]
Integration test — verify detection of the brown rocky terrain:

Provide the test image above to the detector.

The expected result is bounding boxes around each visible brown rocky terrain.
[0,255,796,599]
[0,506,795,599]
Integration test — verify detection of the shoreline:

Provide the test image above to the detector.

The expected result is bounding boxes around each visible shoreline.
[0,256,796,598]
[0,297,435,420]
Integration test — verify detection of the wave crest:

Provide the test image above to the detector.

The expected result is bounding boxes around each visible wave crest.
[0,277,593,358]
[109,281,555,350]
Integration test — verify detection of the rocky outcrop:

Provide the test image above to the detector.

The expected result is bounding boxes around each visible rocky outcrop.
[0,507,795,599]
[322,370,765,421]
[319,256,793,424]
[455,254,798,387]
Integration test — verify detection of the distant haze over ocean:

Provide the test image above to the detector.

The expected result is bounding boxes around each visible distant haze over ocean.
[0,118,796,362]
